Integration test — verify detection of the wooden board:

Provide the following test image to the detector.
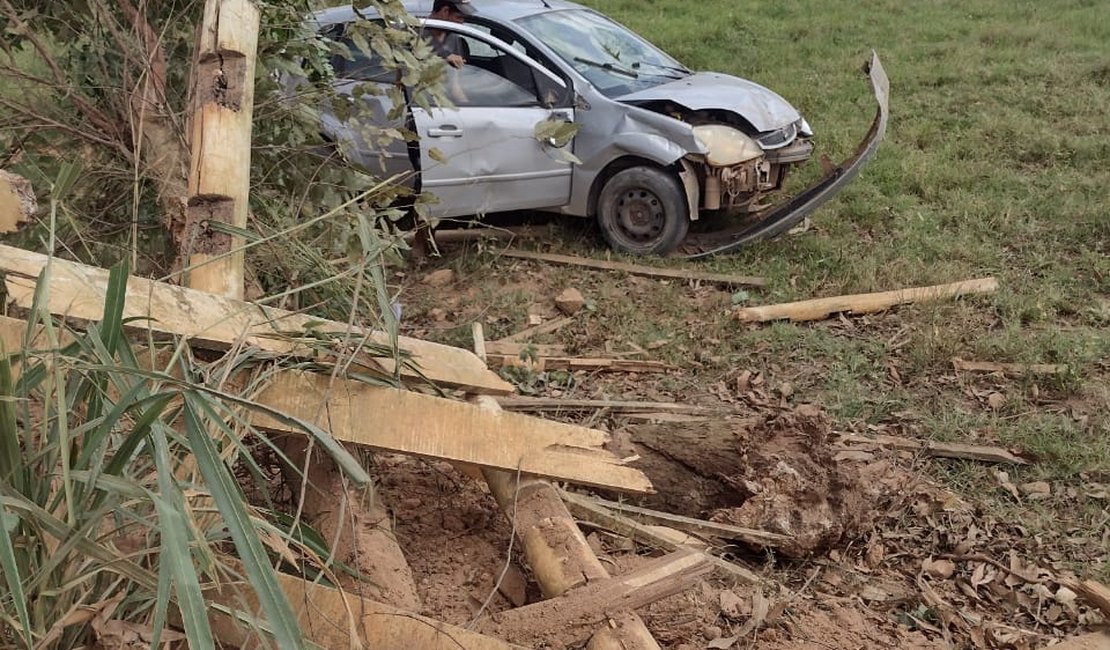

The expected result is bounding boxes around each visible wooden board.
[209,570,526,650]
[488,355,674,373]
[498,250,766,287]
[251,371,652,493]
[836,433,1028,464]
[0,244,512,394]
[734,277,998,323]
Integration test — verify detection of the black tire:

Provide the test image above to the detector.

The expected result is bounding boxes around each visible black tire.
[596,166,690,255]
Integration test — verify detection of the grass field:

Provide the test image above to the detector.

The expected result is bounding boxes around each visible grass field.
[411,0,1109,577]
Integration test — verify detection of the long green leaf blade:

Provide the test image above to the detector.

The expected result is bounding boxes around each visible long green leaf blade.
[183,395,305,650]
[101,258,129,357]
[0,500,32,649]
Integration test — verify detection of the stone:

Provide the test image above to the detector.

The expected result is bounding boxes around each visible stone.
[1020,481,1051,497]
[554,287,585,315]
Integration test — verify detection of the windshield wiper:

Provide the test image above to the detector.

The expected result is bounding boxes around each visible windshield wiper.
[573,56,639,79]
[631,60,690,79]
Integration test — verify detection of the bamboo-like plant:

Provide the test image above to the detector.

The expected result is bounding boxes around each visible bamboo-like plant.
[0,259,387,649]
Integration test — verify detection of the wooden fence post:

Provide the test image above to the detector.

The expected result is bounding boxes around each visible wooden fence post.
[185,0,260,298]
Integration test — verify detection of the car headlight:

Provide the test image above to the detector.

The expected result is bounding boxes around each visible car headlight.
[692,125,764,167]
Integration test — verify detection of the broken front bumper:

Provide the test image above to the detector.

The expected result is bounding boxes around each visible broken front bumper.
[680,50,890,259]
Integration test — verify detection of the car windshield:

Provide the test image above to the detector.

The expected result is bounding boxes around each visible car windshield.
[517,9,689,98]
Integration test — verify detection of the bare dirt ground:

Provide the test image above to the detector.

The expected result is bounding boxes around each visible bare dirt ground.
[359,242,1109,649]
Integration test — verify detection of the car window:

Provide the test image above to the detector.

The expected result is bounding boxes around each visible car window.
[517,9,690,98]
[421,31,566,108]
[445,65,538,107]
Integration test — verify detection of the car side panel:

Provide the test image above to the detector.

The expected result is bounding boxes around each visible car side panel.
[415,106,573,218]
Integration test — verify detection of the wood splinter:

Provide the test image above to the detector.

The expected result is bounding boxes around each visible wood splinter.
[734,277,999,323]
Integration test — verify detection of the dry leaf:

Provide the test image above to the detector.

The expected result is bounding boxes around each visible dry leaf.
[923,557,957,579]
[987,392,1006,410]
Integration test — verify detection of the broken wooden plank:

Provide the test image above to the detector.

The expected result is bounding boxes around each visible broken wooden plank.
[734,277,999,323]
[499,250,766,287]
[495,315,575,343]
[952,357,1068,377]
[478,549,711,647]
[836,433,1028,464]
[484,341,568,357]
[0,244,513,394]
[580,494,793,548]
[488,354,675,373]
[251,371,652,493]
[210,570,526,650]
[473,395,662,650]
[559,489,763,586]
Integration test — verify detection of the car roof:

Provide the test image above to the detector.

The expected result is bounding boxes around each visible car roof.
[312,0,587,28]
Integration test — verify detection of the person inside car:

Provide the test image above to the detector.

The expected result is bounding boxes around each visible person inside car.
[427,0,471,69]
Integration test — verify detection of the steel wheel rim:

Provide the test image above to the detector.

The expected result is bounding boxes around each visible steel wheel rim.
[615,188,665,243]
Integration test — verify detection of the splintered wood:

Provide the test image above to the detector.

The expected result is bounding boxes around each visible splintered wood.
[477,550,712,647]
[734,277,999,323]
[251,371,652,492]
[0,244,512,394]
[209,570,526,650]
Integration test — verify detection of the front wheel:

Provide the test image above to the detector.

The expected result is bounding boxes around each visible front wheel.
[596,166,689,255]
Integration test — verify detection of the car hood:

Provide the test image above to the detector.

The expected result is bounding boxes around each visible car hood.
[617,72,801,133]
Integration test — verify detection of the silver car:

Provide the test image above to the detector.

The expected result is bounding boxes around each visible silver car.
[312,0,887,256]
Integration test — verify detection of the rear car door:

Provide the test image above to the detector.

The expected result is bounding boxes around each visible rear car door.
[413,23,576,218]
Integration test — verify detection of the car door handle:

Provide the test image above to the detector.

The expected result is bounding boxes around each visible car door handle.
[428,125,463,137]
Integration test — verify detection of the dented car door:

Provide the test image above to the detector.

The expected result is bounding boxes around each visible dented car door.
[413,22,575,218]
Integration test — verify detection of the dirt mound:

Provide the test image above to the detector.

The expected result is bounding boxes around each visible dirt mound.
[619,404,875,556]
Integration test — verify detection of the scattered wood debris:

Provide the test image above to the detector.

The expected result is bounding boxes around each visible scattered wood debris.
[952,357,1069,376]
[477,549,712,647]
[495,315,575,343]
[499,249,766,287]
[835,432,1029,464]
[734,277,999,323]
[487,354,675,373]
[559,489,763,586]
[474,395,662,650]
[577,494,794,548]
